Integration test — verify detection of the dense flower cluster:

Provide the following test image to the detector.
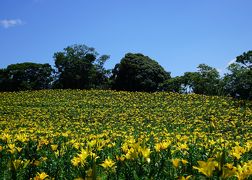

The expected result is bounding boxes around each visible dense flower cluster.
[0,90,251,179]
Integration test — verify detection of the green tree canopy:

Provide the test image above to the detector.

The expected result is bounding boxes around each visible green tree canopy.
[0,62,53,91]
[236,50,252,69]
[223,50,252,99]
[53,44,110,89]
[112,53,170,92]
[182,64,221,95]
[158,76,184,93]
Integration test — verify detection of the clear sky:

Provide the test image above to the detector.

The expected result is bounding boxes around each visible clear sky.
[1,0,252,76]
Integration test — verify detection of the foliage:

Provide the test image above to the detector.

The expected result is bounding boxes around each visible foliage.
[1,47,252,100]
[182,64,221,95]
[236,50,252,69]
[0,90,251,179]
[111,53,171,92]
[224,64,252,99]
[53,44,110,89]
[158,76,184,93]
[0,68,9,91]
[223,50,252,99]
[0,62,53,91]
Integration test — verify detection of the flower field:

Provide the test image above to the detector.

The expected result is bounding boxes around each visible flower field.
[0,90,251,179]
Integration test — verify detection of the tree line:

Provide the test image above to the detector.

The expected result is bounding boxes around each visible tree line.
[0,44,251,99]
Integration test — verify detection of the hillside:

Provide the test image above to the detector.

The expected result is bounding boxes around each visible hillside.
[0,90,251,179]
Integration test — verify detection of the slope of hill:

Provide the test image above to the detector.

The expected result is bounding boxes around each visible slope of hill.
[0,90,251,179]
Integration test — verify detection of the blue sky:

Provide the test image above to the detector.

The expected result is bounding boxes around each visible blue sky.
[0,0,252,76]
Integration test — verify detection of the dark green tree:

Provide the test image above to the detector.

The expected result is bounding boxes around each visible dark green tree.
[223,51,252,99]
[195,64,221,95]
[112,53,170,92]
[158,76,184,93]
[0,62,53,91]
[181,64,221,95]
[53,44,110,89]
[236,50,252,69]
[0,68,10,91]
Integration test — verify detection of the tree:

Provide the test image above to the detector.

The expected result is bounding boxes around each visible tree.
[223,51,252,99]
[158,76,184,93]
[180,72,199,94]
[195,64,221,95]
[0,62,53,91]
[181,64,221,95]
[0,68,10,91]
[112,53,170,92]
[236,50,252,69]
[53,44,110,89]
[93,54,112,89]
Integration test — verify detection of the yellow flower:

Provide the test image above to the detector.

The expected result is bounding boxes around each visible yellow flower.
[89,152,99,161]
[0,145,2,151]
[178,143,189,151]
[225,163,234,169]
[125,148,138,160]
[108,142,116,148]
[77,149,88,164]
[16,134,28,142]
[2,133,11,142]
[71,148,89,167]
[179,175,192,180]
[245,141,252,152]
[51,144,58,151]
[88,140,97,148]
[209,139,215,146]
[222,167,236,179]
[42,157,48,161]
[37,139,49,150]
[193,158,218,177]
[86,168,93,177]
[13,159,23,170]
[61,132,69,137]
[79,149,89,160]
[181,159,188,165]
[141,147,151,158]
[33,160,40,166]
[154,143,162,152]
[73,142,81,149]
[100,157,116,169]
[71,156,81,166]
[160,141,171,150]
[154,141,171,152]
[230,145,246,160]
[8,144,16,154]
[116,155,125,161]
[172,158,180,168]
[8,143,15,149]
[16,147,22,153]
[54,150,60,157]
[34,172,49,180]
[234,161,252,180]
[121,143,129,153]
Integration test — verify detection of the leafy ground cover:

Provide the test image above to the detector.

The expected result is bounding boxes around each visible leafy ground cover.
[0,90,251,179]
